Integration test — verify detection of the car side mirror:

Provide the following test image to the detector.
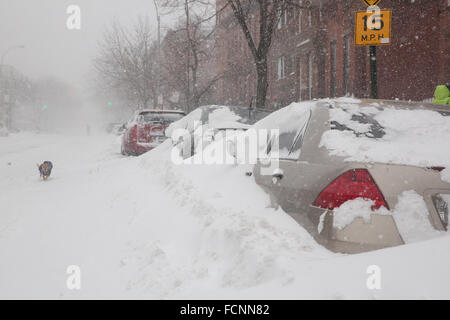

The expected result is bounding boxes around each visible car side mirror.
[272,168,284,184]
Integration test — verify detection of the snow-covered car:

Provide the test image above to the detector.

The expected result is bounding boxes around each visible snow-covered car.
[253,98,450,254]
[121,109,186,156]
[166,105,271,159]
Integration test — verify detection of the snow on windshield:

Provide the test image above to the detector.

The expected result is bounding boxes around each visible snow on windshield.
[254,101,316,159]
[320,102,450,180]
[254,101,316,131]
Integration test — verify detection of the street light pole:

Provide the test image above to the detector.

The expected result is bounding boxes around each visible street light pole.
[152,0,161,108]
[0,45,25,130]
[1,45,25,67]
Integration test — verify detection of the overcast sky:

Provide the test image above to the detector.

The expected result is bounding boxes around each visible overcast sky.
[0,0,165,91]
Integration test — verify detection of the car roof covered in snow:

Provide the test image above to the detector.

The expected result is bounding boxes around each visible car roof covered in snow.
[166,105,271,136]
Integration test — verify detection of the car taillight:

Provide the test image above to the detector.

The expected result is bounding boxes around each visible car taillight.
[312,169,389,210]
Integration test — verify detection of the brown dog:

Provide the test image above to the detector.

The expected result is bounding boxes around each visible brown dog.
[37,161,53,180]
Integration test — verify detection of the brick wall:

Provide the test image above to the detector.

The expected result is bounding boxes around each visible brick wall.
[215,0,448,109]
[438,0,450,84]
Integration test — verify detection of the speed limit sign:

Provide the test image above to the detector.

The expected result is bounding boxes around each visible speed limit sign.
[355,9,392,46]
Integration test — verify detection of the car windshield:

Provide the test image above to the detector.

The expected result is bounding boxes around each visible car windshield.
[329,102,450,139]
[329,106,386,139]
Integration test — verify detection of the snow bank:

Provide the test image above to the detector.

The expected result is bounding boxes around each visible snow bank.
[131,141,328,297]
[2,131,450,299]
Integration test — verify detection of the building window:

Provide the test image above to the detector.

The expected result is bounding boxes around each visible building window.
[298,9,302,33]
[277,56,286,79]
[287,6,294,23]
[319,0,323,21]
[330,40,337,98]
[243,77,246,102]
[273,61,278,79]
[285,56,291,76]
[308,8,312,27]
[248,78,251,103]
[343,35,351,95]
[278,9,287,29]
[297,56,302,101]
[289,55,295,75]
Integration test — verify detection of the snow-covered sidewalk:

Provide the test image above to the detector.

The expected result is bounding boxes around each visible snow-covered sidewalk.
[1,132,450,299]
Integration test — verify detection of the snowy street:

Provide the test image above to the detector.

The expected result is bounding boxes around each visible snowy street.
[1,0,449,304]
[2,132,450,299]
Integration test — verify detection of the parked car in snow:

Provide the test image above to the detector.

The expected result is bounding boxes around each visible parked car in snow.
[167,105,271,159]
[106,122,126,135]
[253,98,450,254]
[121,109,186,156]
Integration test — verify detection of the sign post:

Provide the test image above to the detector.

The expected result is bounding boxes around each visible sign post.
[369,46,378,99]
[355,1,391,99]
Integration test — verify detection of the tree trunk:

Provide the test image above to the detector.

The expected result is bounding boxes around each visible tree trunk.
[191,95,200,110]
[191,64,199,109]
[255,58,268,108]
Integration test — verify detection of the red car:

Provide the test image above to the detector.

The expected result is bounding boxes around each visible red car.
[121,109,186,156]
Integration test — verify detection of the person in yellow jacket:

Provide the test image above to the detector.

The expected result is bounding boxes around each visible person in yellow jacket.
[432,83,450,105]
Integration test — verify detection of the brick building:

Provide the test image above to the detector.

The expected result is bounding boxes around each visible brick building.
[439,0,450,85]
[215,0,450,109]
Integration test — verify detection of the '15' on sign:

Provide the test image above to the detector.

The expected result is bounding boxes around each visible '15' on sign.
[355,9,392,46]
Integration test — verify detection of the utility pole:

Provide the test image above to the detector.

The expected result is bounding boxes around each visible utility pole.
[185,0,191,113]
[153,0,162,108]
